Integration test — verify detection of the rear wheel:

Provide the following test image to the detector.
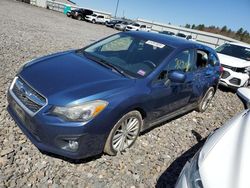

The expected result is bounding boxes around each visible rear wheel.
[104,111,142,155]
[196,87,215,112]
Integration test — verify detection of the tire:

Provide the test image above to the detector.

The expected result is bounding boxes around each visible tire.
[243,79,249,87]
[77,15,81,21]
[104,111,142,155]
[92,19,96,24]
[196,87,215,112]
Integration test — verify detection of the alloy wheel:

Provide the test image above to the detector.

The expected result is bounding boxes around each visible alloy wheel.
[201,90,214,111]
[112,117,140,152]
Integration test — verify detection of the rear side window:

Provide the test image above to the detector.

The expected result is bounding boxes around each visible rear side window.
[208,53,220,66]
[196,50,209,69]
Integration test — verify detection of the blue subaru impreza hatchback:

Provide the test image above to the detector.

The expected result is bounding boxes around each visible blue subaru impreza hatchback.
[8,32,221,159]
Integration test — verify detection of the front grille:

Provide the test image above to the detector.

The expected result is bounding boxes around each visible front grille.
[11,77,46,114]
[229,78,241,85]
[221,70,230,79]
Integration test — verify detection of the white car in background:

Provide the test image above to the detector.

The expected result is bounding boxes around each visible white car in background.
[125,23,151,32]
[85,14,110,24]
[175,87,250,188]
[175,33,193,40]
[216,42,250,88]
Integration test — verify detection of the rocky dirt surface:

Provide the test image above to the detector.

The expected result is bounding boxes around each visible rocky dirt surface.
[0,0,245,187]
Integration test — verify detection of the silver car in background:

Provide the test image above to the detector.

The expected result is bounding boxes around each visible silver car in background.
[114,21,133,31]
[175,87,250,188]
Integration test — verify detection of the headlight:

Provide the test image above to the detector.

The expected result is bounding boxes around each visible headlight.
[244,66,250,74]
[52,100,108,122]
[186,150,204,188]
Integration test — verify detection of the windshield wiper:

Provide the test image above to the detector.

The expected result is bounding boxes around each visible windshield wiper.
[83,51,130,78]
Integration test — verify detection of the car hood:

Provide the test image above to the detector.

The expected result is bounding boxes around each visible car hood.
[217,53,250,68]
[199,109,250,188]
[19,51,134,105]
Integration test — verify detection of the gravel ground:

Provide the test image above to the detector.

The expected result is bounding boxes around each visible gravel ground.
[0,0,245,187]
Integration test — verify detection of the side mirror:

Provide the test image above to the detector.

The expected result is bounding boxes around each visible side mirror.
[168,71,186,83]
[237,88,250,109]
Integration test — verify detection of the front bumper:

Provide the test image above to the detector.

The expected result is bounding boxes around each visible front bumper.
[7,92,109,159]
[220,68,249,88]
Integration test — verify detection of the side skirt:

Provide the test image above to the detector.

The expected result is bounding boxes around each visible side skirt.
[141,103,197,132]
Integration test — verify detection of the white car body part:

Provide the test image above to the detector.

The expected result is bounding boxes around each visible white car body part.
[85,14,110,24]
[175,87,250,188]
[125,23,151,32]
[217,42,250,88]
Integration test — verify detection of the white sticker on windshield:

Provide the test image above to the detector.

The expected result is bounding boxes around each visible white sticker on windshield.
[146,40,165,48]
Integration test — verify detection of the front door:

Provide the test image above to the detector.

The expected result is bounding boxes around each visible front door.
[148,49,196,121]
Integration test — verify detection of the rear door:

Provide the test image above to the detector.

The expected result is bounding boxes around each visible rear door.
[189,48,216,103]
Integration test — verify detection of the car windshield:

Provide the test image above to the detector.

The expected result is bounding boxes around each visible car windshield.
[82,33,174,78]
[216,43,250,61]
[176,33,186,38]
[132,23,140,27]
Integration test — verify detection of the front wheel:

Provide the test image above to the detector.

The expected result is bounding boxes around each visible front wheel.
[104,111,142,155]
[92,19,96,24]
[196,87,215,112]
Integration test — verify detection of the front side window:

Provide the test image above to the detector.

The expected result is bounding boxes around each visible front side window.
[167,49,196,72]
[216,43,250,61]
[83,33,174,78]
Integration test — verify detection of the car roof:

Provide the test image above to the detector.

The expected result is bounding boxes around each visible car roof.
[126,31,211,51]
[228,42,250,48]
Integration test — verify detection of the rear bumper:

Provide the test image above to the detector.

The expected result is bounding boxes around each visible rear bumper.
[7,92,108,159]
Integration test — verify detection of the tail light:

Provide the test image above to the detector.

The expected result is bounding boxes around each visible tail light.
[219,66,224,74]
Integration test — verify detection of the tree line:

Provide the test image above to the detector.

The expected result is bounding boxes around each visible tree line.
[184,24,250,44]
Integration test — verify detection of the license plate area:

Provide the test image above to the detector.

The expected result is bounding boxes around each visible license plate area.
[12,100,26,124]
